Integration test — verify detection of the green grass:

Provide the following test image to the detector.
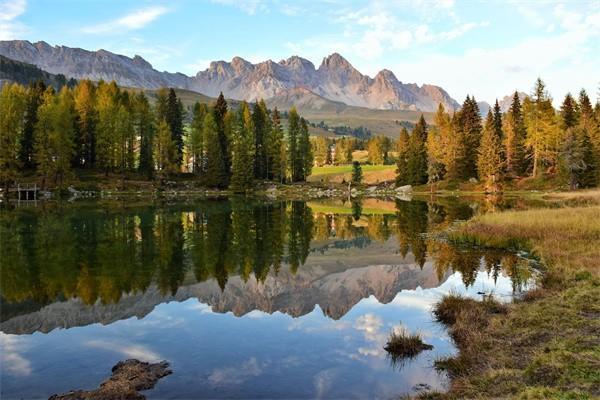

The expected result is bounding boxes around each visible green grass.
[432,203,600,399]
[308,164,396,184]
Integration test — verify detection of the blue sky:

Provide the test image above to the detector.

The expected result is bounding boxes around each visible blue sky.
[1,0,598,104]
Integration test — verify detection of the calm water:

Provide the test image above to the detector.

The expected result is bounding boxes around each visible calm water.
[0,198,536,399]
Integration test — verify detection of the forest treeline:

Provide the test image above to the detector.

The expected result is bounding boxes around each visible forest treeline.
[396,79,600,191]
[0,80,313,193]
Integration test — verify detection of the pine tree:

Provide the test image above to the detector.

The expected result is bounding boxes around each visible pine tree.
[189,102,207,174]
[503,91,527,176]
[478,111,503,192]
[252,99,269,179]
[288,107,301,182]
[213,93,231,184]
[560,93,578,130]
[395,127,410,185]
[351,161,363,184]
[405,115,428,185]
[457,96,482,179]
[204,112,228,188]
[164,88,184,167]
[267,107,285,182]
[298,117,313,181]
[230,102,254,193]
[577,89,598,185]
[135,92,155,179]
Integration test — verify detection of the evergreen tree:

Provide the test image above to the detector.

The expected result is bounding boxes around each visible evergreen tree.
[560,93,578,130]
[298,117,313,181]
[457,96,482,178]
[267,107,285,182]
[351,161,363,184]
[230,102,254,193]
[503,91,527,175]
[252,99,269,179]
[135,92,155,179]
[395,127,410,185]
[288,107,301,181]
[20,81,46,169]
[204,112,229,188]
[404,115,428,185]
[576,89,598,185]
[189,102,207,174]
[165,88,184,166]
[212,93,231,185]
[477,111,503,192]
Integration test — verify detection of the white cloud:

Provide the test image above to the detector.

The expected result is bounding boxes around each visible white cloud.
[0,333,32,376]
[85,339,162,362]
[0,0,27,39]
[82,6,169,34]
[208,357,264,385]
[210,0,267,15]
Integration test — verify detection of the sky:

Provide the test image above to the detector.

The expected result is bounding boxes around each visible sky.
[1,0,599,105]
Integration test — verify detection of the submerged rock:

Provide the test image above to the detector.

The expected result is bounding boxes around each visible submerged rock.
[48,359,172,400]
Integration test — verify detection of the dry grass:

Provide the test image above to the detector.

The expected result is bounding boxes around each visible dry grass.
[384,328,433,360]
[433,204,600,399]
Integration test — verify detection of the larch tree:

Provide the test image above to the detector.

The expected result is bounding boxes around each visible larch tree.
[73,80,97,168]
[230,102,255,193]
[154,119,177,181]
[34,86,76,189]
[0,83,27,194]
[524,78,559,178]
[20,81,46,169]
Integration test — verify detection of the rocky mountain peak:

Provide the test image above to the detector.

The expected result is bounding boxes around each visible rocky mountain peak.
[0,40,460,112]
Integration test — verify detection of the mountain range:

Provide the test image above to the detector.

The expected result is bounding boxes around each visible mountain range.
[0,40,459,112]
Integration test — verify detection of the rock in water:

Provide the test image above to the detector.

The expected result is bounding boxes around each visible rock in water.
[48,359,172,400]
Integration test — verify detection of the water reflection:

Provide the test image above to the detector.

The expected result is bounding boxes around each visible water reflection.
[0,198,538,399]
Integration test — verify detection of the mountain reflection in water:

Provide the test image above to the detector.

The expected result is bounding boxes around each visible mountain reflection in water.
[0,198,537,399]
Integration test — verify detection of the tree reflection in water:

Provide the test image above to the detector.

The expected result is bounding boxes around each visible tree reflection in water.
[1,198,534,311]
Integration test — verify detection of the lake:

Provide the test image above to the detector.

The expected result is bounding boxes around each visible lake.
[0,197,537,399]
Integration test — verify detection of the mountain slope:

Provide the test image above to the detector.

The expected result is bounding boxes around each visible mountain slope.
[0,40,459,112]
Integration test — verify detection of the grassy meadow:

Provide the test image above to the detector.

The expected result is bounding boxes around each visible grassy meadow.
[308,164,396,184]
[426,193,600,399]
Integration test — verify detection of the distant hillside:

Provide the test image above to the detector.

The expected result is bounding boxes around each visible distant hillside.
[0,54,75,88]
